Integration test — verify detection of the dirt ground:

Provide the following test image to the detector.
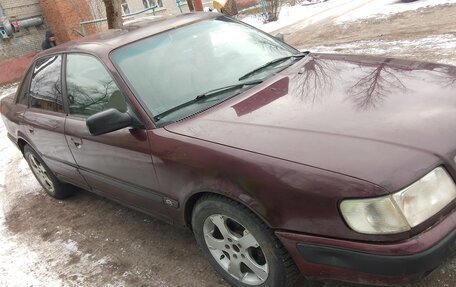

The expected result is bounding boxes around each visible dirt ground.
[280,3,456,65]
[1,4,456,287]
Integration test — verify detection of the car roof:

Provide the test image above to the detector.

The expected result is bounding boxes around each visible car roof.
[36,12,219,59]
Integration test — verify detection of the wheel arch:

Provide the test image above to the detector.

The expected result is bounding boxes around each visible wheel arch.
[15,129,34,154]
[183,190,274,231]
[17,138,28,154]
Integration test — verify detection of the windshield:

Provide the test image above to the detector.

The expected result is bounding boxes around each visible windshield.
[111,17,299,123]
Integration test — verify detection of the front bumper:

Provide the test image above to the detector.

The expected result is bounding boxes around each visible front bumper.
[276,209,456,285]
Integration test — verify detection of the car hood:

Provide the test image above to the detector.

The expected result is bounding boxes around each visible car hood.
[165,54,456,191]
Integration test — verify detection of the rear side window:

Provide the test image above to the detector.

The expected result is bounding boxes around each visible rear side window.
[16,68,32,106]
[66,54,127,117]
[29,55,64,113]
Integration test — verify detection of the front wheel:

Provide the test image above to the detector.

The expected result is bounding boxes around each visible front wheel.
[192,195,298,287]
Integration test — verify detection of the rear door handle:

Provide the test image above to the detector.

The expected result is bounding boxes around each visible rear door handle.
[70,137,83,148]
[28,126,34,134]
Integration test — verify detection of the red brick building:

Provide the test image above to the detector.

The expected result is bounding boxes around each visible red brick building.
[39,0,95,42]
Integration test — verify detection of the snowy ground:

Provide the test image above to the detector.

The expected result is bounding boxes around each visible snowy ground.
[241,0,456,33]
[1,87,117,286]
[0,84,17,101]
[335,0,456,24]
[307,34,456,66]
[241,0,372,33]
[0,85,62,286]
[0,85,59,286]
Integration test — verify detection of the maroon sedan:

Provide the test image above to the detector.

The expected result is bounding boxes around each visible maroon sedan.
[1,13,455,287]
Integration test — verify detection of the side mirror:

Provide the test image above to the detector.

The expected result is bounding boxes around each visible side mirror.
[275,33,285,42]
[86,108,133,136]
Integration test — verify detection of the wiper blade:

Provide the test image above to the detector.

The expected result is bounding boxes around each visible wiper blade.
[154,79,263,122]
[238,52,308,81]
[195,79,263,101]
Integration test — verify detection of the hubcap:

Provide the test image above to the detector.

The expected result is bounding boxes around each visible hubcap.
[203,214,269,285]
[28,154,54,193]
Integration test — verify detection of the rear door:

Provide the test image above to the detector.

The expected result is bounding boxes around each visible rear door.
[22,55,89,189]
[63,53,169,221]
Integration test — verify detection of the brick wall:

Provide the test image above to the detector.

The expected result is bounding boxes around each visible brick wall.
[0,0,42,19]
[39,0,95,43]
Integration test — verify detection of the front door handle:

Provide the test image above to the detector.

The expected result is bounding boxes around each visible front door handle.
[28,126,34,134]
[70,137,83,149]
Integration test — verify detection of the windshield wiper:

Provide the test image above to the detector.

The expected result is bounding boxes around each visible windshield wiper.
[154,79,263,122]
[238,52,309,81]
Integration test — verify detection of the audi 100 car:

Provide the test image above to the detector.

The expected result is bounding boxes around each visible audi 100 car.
[1,13,455,287]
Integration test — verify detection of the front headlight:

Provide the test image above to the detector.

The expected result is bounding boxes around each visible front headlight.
[340,167,456,234]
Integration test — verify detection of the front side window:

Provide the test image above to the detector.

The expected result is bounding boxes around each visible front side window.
[66,54,127,117]
[112,17,298,124]
[29,55,64,113]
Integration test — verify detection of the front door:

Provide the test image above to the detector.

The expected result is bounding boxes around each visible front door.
[63,53,169,220]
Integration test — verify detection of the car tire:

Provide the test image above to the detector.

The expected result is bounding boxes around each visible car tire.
[192,195,299,287]
[24,145,74,199]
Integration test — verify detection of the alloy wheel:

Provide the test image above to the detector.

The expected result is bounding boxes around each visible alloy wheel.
[203,214,269,285]
[28,153,55,193]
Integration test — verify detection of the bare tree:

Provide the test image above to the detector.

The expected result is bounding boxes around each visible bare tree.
[222,0,238,16]
[186,0,195,11]
[265,0,282,22]
[347,59,407,110]
[290,58,336,104]
[433,66,456,88]
[103,0,123,29]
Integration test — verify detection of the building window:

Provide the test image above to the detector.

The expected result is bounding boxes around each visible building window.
[121,0,130,14]
[143,0,164,9]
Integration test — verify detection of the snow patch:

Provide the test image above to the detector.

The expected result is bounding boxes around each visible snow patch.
[0,83,40,196]
[307,34,456,66]
[0,113,60,286]
[241,0,456,33]
[0,83,18,100]
[336,0,456,24]
[0,96,109,286]
[240,0,360,32]
[63,239,80,253]
[0,202,63,287]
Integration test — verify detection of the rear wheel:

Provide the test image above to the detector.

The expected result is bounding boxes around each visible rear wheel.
[24,145,74,199]
[192,195,298,287]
